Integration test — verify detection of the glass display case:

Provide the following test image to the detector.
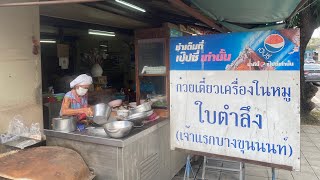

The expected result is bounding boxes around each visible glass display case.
[137,39,165,75]
[135,27,170,115]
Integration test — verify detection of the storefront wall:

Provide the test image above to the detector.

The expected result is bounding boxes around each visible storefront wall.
[0,1,42,133]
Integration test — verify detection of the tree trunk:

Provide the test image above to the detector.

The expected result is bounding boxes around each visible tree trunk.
[300,0,319,116]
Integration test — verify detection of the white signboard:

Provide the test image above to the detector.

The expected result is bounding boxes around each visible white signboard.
[170,29,300,170]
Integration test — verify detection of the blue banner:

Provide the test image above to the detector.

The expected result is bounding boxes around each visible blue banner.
[170,29,300,71]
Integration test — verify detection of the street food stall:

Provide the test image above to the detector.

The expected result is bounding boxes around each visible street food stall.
[0,0,228,179]
[44,24,188,180]
[0,0,308,179]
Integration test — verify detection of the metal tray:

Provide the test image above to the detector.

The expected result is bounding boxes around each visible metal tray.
[4,136,41,150]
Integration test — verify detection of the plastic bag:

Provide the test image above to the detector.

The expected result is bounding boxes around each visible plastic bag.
[8,115,29,137]
[0,133,19,144]
[29,123,41,140]
[7,115,42,141]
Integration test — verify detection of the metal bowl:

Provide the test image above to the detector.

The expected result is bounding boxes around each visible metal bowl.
[102,121,133,138]
[93,103,111,125]
[108,99,123,107]
[125,110,153,124]
[86,127,107,137]
[129,102,152,115]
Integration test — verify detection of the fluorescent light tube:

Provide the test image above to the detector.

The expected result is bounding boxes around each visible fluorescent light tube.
[88,29,115,37]
[100,45,108,47]
[115,0,146,12]
[40,40,56,43]
[89,32,115,36]
[276,21,284,24]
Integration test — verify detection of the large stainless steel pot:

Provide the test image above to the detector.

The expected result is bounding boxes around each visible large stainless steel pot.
[52,116,76,132]
[102,121,133,138]
[93,103,111,125]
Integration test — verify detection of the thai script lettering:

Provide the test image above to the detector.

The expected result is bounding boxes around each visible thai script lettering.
[175,40,205,51]
[175,50,200,63]
[176,78,291,102]
[267,61,294,67]
[195,101,263,129]
[247,61,295,67]
[258,48,272,60]
[175,41,232,63]
[175,128,293,157]
[175,40,204,63]
[201,49,232,62]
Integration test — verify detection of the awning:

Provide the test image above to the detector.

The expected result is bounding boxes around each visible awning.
[189,0,300,31]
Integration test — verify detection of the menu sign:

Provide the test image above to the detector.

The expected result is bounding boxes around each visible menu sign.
[169,29,300,170]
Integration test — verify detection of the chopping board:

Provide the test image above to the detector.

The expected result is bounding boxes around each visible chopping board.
[0,146,94,180]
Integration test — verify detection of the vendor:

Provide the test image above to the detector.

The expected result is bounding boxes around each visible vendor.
[60,74,93,117]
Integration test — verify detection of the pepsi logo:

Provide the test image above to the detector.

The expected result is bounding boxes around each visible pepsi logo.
[264,34,285,53]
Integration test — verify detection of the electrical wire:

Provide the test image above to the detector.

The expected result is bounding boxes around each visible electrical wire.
[295,0,319,15]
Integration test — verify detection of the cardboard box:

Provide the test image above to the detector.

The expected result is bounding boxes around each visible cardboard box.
[57,44,69,58]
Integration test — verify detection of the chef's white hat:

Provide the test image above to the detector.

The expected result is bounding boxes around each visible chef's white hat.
[70,74,93,88]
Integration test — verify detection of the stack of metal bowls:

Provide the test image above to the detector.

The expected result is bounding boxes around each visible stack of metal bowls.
[93,103,133,139]
[124,102,153,125]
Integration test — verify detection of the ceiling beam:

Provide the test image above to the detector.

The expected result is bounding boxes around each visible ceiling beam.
[0,0,103,7]
[88,1,199,28]
[141,5,198,24]
[108,0,198,25]
[40,16,133,35]
[147,8,194,24]
[129,0,198,24]
[40,33,79,42]
[168,0,229,33]
[83,2,158,26]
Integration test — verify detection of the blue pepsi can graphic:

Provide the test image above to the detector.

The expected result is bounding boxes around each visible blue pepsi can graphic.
[226,29,299,70]
[250,30,296,63]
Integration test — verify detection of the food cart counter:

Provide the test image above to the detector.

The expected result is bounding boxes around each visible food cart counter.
[44,118,187,180]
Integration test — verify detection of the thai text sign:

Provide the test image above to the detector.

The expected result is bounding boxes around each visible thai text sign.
[170,29,300,170]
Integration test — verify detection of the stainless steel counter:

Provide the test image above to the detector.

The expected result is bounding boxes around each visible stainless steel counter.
[44,118,169,148]
[44,118,186,180]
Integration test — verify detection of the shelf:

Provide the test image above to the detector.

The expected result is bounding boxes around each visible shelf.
[139,74,166,77]
[151,106,167,109]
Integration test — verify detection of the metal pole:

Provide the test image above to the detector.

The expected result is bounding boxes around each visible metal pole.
[187,155,190,179]
[239,162,243,180]
[242,163,246,180]
[184,155,190,180]
[0,0,103,7]
[201,156,207,180]
[271,167,276,180]
[184,155,195,180]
